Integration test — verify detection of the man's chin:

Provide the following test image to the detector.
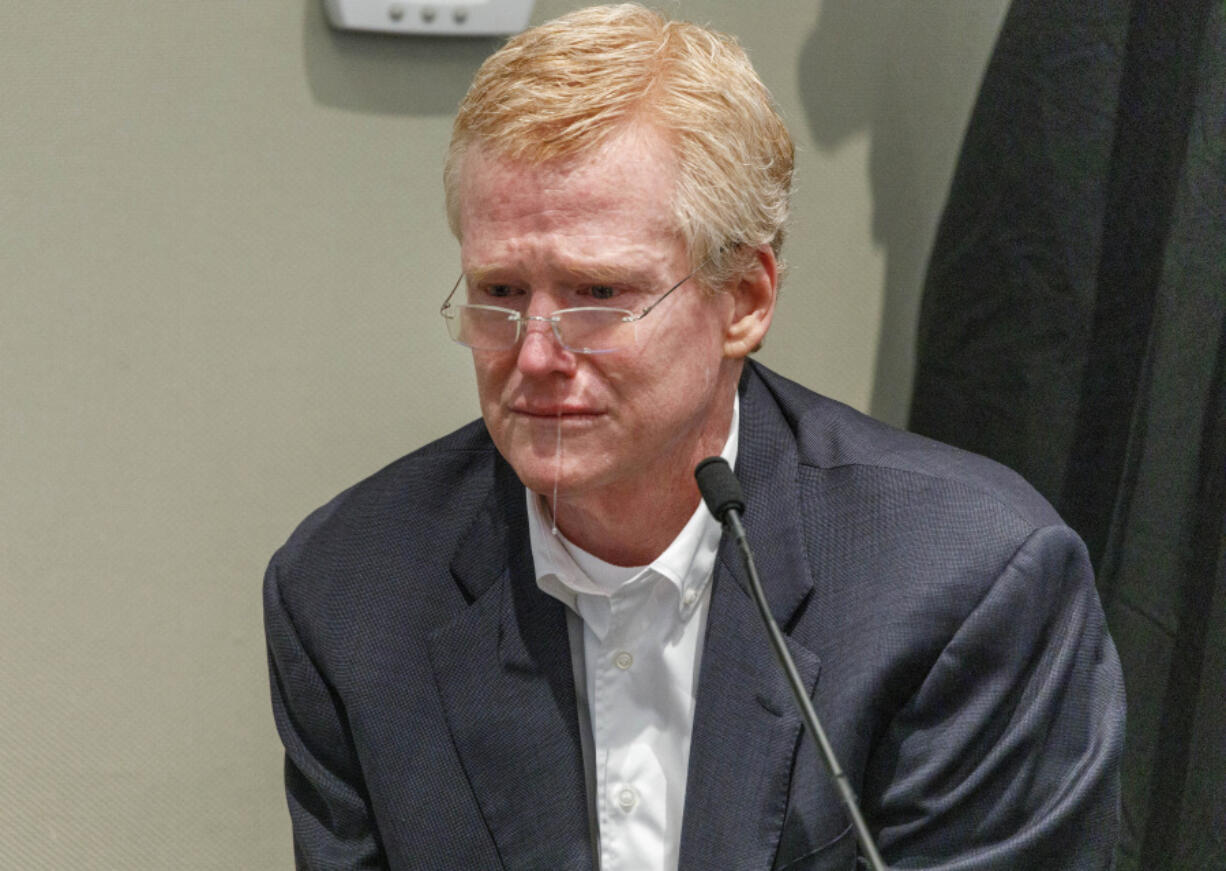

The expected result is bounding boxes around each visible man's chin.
[513,465,583,497]
[491,424,605,488]
[506,455,604,501]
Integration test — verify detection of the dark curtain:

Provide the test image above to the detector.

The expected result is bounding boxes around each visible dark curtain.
[908,0,1226,867]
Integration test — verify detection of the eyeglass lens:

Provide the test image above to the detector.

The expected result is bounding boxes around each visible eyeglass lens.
[445,306,636,354]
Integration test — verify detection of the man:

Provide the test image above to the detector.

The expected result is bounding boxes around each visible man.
[265,5,1124,869]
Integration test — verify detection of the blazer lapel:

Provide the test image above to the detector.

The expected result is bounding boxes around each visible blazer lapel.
[678,370,822,870]
[427,458,594,871]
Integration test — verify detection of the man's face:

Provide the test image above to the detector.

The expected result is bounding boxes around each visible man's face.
[455,126,745,510]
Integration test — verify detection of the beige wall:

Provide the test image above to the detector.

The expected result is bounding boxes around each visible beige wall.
[0,1,1005,866]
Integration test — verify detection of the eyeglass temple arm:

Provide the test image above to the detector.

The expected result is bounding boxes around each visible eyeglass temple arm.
[630,255,713,321]
[440,274,465,314]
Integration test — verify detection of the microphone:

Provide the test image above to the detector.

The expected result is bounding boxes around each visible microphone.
[694,456,745,521]
[694,457,887,871]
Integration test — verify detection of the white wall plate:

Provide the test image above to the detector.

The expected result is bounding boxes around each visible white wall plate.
[324,0,534,36]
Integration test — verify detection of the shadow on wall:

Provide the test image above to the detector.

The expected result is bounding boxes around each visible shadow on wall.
[302,0,502,115]
[798,0,1008,427]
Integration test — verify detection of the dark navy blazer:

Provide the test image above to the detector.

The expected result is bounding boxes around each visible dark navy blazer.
[265,361,1124,870]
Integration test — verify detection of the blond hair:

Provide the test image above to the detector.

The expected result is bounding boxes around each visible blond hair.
[444,3,793,287]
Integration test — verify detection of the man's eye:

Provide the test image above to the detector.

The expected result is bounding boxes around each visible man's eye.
[483,284,519,299]
[585,285,618,301]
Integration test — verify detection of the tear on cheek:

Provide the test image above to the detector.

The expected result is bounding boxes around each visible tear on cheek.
[551,409,562,536]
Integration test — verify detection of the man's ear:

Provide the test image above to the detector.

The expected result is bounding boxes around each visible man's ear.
[723,245,778,359]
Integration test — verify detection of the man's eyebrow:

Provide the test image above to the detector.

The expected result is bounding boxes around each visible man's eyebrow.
[463,266,507,284]
[567,264,655,286]
[464,263,659,287]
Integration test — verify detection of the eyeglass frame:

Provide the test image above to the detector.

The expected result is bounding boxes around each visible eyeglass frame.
[438,256,713,355]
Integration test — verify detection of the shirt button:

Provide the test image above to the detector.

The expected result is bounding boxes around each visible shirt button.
[683,588,697,605]
[617,787,637,811]
[614,651,633,670]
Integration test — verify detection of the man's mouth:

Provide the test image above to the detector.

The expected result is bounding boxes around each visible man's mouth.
[510,404,603,418]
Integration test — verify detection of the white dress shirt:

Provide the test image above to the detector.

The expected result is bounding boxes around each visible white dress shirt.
[528,397,739,871]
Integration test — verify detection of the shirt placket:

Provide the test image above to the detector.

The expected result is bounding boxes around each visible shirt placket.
[592,575,666,871]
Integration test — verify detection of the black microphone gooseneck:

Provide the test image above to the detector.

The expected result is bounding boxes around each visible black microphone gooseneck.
[694,457,887,871]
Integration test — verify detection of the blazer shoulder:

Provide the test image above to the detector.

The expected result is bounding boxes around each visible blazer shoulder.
[266,418,500,605]
[748,361,1063,531]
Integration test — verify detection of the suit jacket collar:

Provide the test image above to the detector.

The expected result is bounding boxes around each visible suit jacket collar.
[677,363,822,870]
[733,361,817,629]
[429,455,595,870]
[429,363,819,870]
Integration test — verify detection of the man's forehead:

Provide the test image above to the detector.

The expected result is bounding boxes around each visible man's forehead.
[455,126,685,258]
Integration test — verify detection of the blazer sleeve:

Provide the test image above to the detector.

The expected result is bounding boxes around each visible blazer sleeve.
[868,524,1125,868]
[264,554,388,870]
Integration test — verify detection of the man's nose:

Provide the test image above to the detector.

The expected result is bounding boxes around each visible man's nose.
[515,313,576,375]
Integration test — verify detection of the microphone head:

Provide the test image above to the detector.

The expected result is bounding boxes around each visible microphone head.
[694,456,745,522]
